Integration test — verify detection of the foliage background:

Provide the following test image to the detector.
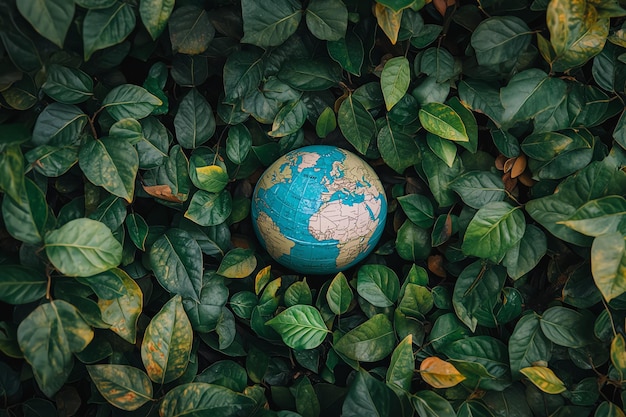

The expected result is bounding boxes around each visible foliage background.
[1,0,626,416]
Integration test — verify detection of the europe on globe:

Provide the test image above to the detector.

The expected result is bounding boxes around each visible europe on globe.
[251,145,387,275]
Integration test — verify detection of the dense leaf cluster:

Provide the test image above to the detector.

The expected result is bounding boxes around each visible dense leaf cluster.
[1,0,626,415]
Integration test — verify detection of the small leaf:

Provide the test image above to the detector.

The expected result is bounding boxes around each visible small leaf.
[411,390,457,417]
[101,84,162,121]
[87,365,153,411]
[140,0,175,40]
[0,265,47,305]
[169,6,214,55]
[420,357,466,388]
[226,124,252,164]
[337,95,376,155]
[356,264,400,308]
[326,272,353,315]
[610,334,626,378]
[83,3,136,60]
[45,218,122,277]
[334,314,395,362]
[327,32,364,76]
[377,120,421,174]
[450,171,506,209]
[217,248,257,278]
[141,295,192,384]
[381,56,411,111]
[591,232,626,302]
[174,88,216,149]
[386,335,414,390]
[266,305,329,350]
[397,194,434,228]
[195,165,229,193]
[419,102,469,142]
[520,366,566,394]
[316,106,337,139]
[503,224,548,280]
[125,213,148,251]
[269,99,307,138]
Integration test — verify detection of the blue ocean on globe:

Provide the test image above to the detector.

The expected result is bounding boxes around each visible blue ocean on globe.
[251,145,387,275]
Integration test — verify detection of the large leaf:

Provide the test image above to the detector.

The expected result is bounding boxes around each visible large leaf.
[342,369,402,417]
[419,102,469,142]
[471,16,532,66]
[41,65,93,104]
[0,265,47,305]
[101,84,162,121]
[450,171,506,209]
[45,218,122,277]
[169,6,214,55]
[2,177,50,244]
[141,295,193,384]
[79,136,139,202]
[461,201,526,262]
[266,305,329,350]
[174,88,216,149]
[306,0,347,41]
[561,196,626,237]
[337,95,376,155]
[140,0,174,39]
[326,272,353,315]
[159,382,256,416]
[356,264,400,308]
[334,314,395,362]
[419,357,466,389]
[241,0,302,47]
[381,57,410,111]
[32,103,88,146]
[411,390,456,417]
[508,313,552,379]
[87,365,153,411]
[591,232,626,302]
[96,268,142,343]
[223,49,264,103]
[16,0,74,47]
[83,2,136,60]
[149,228,203,301]
[17,300,93,397]
[520,366,566,394]
[540,306,594,348]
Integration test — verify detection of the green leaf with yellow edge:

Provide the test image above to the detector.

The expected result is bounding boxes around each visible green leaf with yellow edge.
[98,268,142,344]
[45,218,122,277]
[326,271,353,315]
[419,102,469,142]
[266,305,329,350]
[386,335,414,390]
[560,196,626,237]
[419,356,466,388]
[83,3,136,61]
[596,401,626,417]
[381,57,410,111]
[141,295,192,384]
[17,300,94,397]
[168,6,214,55]
[195,165,229,193]
[520,366,566,394]
[140,0,174,40]
[87,365,153,411]
[160,382,256,416]
[611,333,626,378]
[374,3,402,44]
[217,248,257,278]
[334,314,395,362]
[184,189,232,227]
[591,232,626,302]
[254,265,272,295]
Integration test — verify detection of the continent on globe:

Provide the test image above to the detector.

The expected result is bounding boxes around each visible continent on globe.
[251,145,387,275]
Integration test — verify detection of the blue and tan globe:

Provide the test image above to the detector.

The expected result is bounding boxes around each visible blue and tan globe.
[251,145,387,275]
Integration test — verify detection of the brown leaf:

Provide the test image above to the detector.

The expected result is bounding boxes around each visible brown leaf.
[428,255,447,278]
[495,154,507,170]
[433,0,456,16]
[374,4,402,44]
[142,184,185,203]
[511,154,527,179]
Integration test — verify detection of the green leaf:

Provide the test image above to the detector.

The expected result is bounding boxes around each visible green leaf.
[0,265,46,304]
[125,212,148,250]
[356,264,400,308]
[217,248,257,278]
[306,0,347,41]
[42,65,93,104]
[102,84,162,121]
[87,365,153,411]
[450,171,506,210]
[16,0,74,48]
[520,366,566,394]
[327,32,364,76]
[184,189,232,227]
[174,88,216,149]
[77,267,127,299]
[334,314,395,362]
[160,382,256,416]
[458,79,504,126]
[32,103,88,146]
[241,0,302,47]
[540,306,594,348]
[78,136,139,202]
[377,120,421,174]
[140,0,174,40]
[419,102,469,142]
[591,232,626,302]
[110,118,143,144]
[27,143,77,177]
[561,196,626,237]
[45,218,122,277]
[374,3,402,45]
[338,95,376,155]
[2,177,50,244]
[141,295,192,384]
[269,99,307,138]
[444,335,510,387]
[342,369,401,417]
[17,300,93,397]
[326,272,353,315]
[503,224,547,280]
[397,194,434,228]
[461,201,526,262]
[266,305,329,350]
[508,313,552,379]
[0,145,25,203]
[169,6,214,55]
[427,133,457,167]
[278,58,342,91]
[419,47,456,83]
[471,16,532,66]
[595,402,626,417]
[386,335,414,391]
[223,49,264,103]
[150,229,203,301]
[381,57,411,111]
[613,109,626,150]
[421,148,462,208]
[316,106,337,139]
[97,267,143,343]
[395,219,431,261]
[521,128,591,161]
[226,124,252,164]
[411,390,456,417]
[83,2,136,61]
[194,165,229,193]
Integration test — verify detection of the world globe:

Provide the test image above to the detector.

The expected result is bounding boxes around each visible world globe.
[251,145,387,275]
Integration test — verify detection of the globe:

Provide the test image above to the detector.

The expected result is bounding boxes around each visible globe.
[251,145,387,275]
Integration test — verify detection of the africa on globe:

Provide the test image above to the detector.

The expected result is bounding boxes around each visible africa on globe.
[251,145,387,275]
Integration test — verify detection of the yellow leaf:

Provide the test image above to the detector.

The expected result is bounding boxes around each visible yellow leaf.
[520,366,566,394]
[374,4,402,45]
[419,356,466,388]
[611,334,626,378]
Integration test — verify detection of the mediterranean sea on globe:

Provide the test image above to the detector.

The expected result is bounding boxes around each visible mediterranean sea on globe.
[251,145,387,275]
